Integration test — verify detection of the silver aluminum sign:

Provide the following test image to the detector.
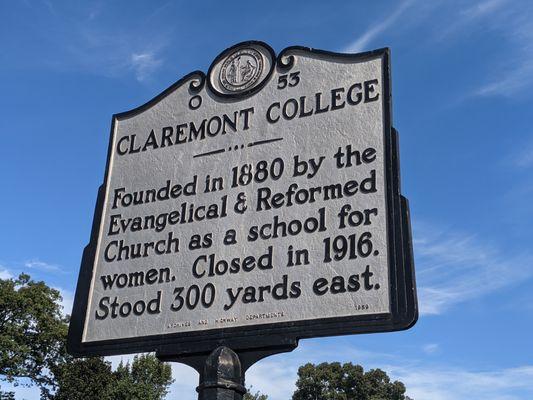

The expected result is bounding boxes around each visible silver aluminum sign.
[68,41,417,357]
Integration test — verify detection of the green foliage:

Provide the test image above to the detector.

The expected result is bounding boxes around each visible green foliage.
[0,389,15,400]
[244,387,269,400]
[0,273,68,396]
[51,357,115,400]
[1,273,412,400]
[292,362,409,400]
[1,274,173,399]
[51,354,173,400]
[109,354,173,400]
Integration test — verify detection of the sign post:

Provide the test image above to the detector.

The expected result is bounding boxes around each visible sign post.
[68,41,417,398]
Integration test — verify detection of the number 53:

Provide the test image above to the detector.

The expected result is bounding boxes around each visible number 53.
[277,71,300,89]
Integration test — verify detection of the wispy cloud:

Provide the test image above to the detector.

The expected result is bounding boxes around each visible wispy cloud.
[422,343,440,355]
[433,0,509,42]
[10,340,533,400]
[246,343,398,397]
[341,0,533,99]
[414,223,533,315]
[86,2,104,21]
[412,0,533,99]
[12,2,169,83]
[475,60,533,97]
[62,26,167,82]
[517,150,533,168]
[461,0,509,19]
[244,344,533,400]
[465,1,533,98]
[24,258,61,272]
[245,341,403,400]
[342,0,416,53]
[506,138,533,168]
[247,357,299,399]
[394,365,533,400]
[1,260,71,314]
[130,52,163,82]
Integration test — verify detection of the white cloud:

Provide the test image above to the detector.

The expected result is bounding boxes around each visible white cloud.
[5,338,533,400]
[507,138,533,168]
[342,0,416,53]
[121,342,396,400]
[422,343,440,355]
[7,344,533,400]
[426,1,533,100]
[1,261,73,316]
[130,52,163,82]
[395,365,533,400]
[247,357,298,399]
[16,6,170,83]
[249,345,533,400]
[342,0,533,99]
[414,223,533,315]
[516,147,533,168]
[241,344,533,400]
[434,0,509,42]
[0,266,13,280]
[70,17,169,83]
[466,2,533,98]
[24,258,61,272]
[244,341,405,399]
[461,0,509,19]
[474,60,533,97]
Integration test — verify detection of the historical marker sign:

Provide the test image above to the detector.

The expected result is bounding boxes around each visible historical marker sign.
[68,42,417,357]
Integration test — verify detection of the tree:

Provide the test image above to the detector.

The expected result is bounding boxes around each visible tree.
[244,387,269,400]
[0,273,68,397]
[51,354,173,400]
[51,357,115,400]
[292,362,409,400]
[0,391,15,400]
[109,354,173,400]
[1,273,173,399]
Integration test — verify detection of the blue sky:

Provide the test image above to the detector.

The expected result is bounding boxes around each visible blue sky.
[1,0,533,399]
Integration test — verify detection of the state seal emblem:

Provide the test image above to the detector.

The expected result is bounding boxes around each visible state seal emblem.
[219,48,263,92]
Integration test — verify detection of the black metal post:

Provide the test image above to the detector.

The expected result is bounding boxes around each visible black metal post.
[157,339,298,400]
[197,347,245,400]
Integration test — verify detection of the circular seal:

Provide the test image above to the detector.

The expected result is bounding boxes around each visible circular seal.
[219,48,264,92]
